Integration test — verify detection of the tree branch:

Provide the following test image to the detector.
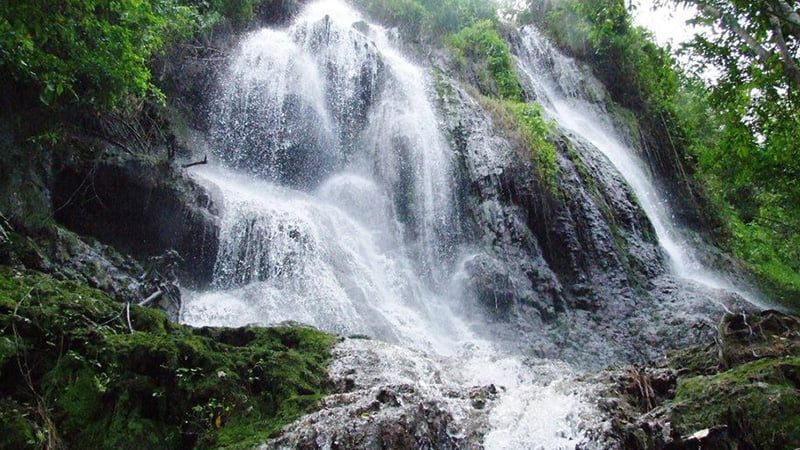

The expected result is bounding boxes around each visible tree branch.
[769,14,800,88]
[774,0,800,32]
[700,4,771,63]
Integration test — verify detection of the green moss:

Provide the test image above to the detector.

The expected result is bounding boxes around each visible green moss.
[669,357,800,449]
[665,345,719,377]
[477,95,558,192]
[0,267,336,449]
[0,399,40,449]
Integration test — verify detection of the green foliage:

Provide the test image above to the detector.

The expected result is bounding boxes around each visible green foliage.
[448,20,523,101]
[419,0,497,35]
[509,102,558,184]
[202,0,264,26]
[352,0,497,40]
[0,0,199,112]
[668,0,800,305]
[0,267,336,449]
[0,399,40,449]
[351,0,430,37]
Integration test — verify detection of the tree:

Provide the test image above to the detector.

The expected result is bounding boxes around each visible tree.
[682,1,800,83]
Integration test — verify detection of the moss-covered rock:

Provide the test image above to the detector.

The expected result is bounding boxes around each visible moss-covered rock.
[594,311,800,449]
[670,357,800,449]
[0,267,336,449]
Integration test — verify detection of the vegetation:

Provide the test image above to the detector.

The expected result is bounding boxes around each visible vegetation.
[478,96,558,189]
[0,267,335,449]
[448,20,523,101]
[670,356,800,448]
[352,0,497,40]
[443,16,558,188]
[0,0,269,115]
[0,0,196,112]
[606,311,800,448]
[664,312,800,448]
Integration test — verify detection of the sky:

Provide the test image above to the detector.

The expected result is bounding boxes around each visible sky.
[632,0,697,48]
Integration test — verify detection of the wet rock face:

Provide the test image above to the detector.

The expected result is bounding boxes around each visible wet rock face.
[1,223,184,317]
[53,152,220,288]
[432,73,719,364]
[460,253,518,316]
[265,339,494,449]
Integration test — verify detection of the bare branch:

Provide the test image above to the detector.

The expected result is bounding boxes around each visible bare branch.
[139,290,164,307]
[774,0,800,32]
[769,14,800,87]
[182,155,208,169]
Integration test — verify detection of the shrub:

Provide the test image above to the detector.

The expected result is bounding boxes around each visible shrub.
[448,20,523,101]
[0,0,199,112]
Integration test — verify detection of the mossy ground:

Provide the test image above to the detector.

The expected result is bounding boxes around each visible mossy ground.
[0,267,336,449]
[661,312,800,449]
[670,357,800,449]
[602,311,800,449]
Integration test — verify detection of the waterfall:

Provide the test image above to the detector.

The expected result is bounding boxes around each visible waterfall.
[177,1,760,447]
[188,0,469,355]
[513,25,765,308]
[181,1,603,447]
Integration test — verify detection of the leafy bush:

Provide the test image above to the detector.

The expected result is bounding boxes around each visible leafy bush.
[0,0,199,112]
[352,0,497,40]
[419,0,497,34]
[477,95,558,190]
[448,20,523,101]
[509,102,557,184]
[351,0,431,38]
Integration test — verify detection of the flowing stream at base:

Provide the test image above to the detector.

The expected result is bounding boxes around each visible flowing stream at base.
[179,1,759,447]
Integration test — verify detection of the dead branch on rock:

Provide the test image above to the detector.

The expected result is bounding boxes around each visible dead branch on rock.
[182,155,208,169]
[139,289,164,307]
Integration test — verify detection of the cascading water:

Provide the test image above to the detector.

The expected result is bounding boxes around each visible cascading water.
[513,25,764,308]
[182,1,601,448]
[176,0,767,446]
